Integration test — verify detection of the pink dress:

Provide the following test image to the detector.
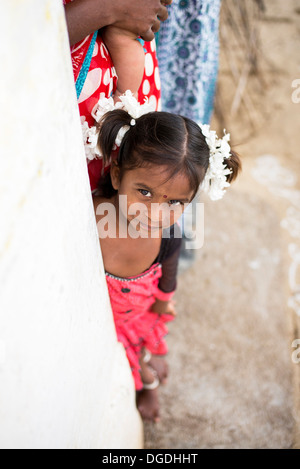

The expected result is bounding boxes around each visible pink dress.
[106,263,174,390]
[105,227,182,390]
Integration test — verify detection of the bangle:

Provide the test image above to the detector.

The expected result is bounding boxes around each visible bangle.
[143,375,159,390]
[143,349,152,363]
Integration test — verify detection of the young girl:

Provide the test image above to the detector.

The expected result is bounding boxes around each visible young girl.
[93,97,241,422]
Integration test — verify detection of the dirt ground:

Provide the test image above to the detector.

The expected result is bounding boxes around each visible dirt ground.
[144,0,300,449]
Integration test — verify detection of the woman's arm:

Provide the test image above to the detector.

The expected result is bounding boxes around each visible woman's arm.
[64,0,172,46]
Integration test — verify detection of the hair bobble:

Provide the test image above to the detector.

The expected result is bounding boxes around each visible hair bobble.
[113,118,136,149]
[114,125,130,149]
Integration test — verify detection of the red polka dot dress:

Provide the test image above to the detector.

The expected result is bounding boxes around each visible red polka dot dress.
[64,0,161,191]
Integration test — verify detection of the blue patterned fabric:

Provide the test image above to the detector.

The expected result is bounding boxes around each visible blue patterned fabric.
[156,0,221,125]
[75,31,98,99]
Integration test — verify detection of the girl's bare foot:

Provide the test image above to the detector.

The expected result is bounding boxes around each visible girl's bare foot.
[136,388,160,423]
[138,356,161,422]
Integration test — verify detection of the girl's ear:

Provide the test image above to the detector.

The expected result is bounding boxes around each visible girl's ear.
[110,161,121,190]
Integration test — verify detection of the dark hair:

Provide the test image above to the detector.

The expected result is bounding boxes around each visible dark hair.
[96,109,241,199]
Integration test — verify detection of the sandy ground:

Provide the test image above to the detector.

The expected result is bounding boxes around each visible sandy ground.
[144,0,300,449]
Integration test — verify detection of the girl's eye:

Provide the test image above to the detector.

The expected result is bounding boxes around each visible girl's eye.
[139,189,152,198]
[169,200,183,206]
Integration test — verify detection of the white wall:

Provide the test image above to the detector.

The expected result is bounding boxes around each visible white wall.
[0,0,143,449]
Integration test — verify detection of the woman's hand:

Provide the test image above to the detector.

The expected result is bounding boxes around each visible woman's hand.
[114,0,172,41]
[65,0,173,46]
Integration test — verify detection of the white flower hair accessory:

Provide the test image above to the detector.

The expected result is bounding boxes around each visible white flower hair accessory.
[82,91,155,161]
[200,124,233,201]
[81,122,102,160]
[114,124,130,149]
[118,90,154,119]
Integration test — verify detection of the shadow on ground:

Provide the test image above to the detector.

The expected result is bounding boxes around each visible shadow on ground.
[144,190,294,449]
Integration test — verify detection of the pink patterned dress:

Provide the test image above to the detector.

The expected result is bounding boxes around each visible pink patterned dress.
[106,229,181,390]
[106,263,174,390]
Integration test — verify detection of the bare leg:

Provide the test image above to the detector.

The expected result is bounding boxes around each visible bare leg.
[148,355,168,384]
[136,356,160,423]
[142,348,169,384]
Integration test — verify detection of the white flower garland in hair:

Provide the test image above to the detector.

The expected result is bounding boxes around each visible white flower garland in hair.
[200,124,233,201]
[81,122,102,160]
[82,92,233,201]
[82,91,155,161]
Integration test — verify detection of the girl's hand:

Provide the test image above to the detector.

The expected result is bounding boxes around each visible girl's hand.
[151,298,177,317]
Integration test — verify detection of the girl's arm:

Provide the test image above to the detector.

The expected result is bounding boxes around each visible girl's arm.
[151,238,182,316]
[64,0,172,46]
[102,26,145,99]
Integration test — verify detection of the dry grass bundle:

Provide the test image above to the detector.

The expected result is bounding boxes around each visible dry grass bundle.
[214,0,269,141]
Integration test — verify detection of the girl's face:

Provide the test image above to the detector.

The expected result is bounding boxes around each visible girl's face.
[111,163,194,234]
